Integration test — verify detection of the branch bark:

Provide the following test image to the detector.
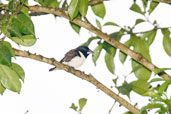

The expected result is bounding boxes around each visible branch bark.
[14,48,140,114]
[27,5,171,80]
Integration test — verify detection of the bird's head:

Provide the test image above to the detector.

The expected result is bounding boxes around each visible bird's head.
[76,46,93,58]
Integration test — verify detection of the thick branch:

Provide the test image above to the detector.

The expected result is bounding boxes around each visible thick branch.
[28,5,171,80]
[14,48,140,114]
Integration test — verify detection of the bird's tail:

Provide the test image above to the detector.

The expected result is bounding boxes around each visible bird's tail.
[49,67,57,72]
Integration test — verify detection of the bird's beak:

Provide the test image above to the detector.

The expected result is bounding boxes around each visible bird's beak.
[88,49,94,54]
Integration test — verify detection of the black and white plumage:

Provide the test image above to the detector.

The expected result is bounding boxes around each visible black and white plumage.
[49,46,93,71]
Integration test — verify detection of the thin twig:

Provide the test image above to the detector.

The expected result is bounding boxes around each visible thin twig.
[134,26,171,34]
[24,110,29,114]
[109,100,117,114]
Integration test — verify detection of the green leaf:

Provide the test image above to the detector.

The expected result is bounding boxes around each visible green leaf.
[10,35,37,47]
[103,32,122,74]
[162,29,171,57]
[81,37,98,46]
[91,3,106,18]
[104,22,119,27]
[70,21,81,34]
[142,29,157,46]
[135,19,145,25]
[0,64,21,93]
[131,64,143,74]
[35,0,59,8]
[20,1,29,17]
[117,81,133,98]
[79,98,87,111]
[140,103,168,114]
[132,80,150,95]
[132,36,151,81]
[130,3,144,15]
[0,82,6,95]
[149,78,165,83]
[70,14,81,34]
[96,19,102,30]
[70,103,78,111]
[1,41,15,58]
[141,0,148,10]
[79,0,88,17]
[161,28,170,36]
[143,90,159,97]
[0,43,12,66]
[124,111,133,114]
[119,39,132,64]
[92,43,103,66]
[155,110,166,114]
[154,68,171,75]
[112,77,118,85]
[1,13,10,34]
[105,51,115,74]
[8,0,15,11]
[68,0,79,20]
[103,42,116,74]
[10,63,25,82]
[2,12,36,48]
[158,80,171,94]
[21,6,29,17]
[148,1,159,14]
[132,60,151,81]
[9,13,35,37]
[109,32,122,41]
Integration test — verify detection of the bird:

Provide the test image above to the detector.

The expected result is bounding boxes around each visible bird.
[49,46,93,71]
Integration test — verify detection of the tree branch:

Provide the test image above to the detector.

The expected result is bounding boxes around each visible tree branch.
[27,5,171,80]
[13,48,140,114]
[28,0,109,16]
[0,0,108,17]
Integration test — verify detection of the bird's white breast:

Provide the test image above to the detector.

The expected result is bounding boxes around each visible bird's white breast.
[63,51,86,68]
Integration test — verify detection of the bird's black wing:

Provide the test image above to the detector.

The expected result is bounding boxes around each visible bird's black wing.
[60,49,81,63]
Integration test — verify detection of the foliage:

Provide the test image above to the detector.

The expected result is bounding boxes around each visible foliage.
[70,98,87,114]
[0,0,171,113]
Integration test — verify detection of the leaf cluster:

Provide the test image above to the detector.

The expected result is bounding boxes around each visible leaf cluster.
[70,98,87,114]
[0,0,171,113]
[0,41,24,94]
[68,0,106,33]
[0,0,37,94]
[81,0,171,113]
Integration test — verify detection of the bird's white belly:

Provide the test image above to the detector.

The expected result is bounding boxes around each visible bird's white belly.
[63,52,86,68]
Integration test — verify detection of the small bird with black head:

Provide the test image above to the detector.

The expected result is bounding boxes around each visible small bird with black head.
[49,46,93,71]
